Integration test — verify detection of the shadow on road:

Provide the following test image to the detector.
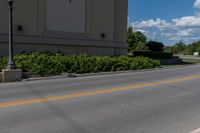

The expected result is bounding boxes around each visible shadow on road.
[23,83,91,133]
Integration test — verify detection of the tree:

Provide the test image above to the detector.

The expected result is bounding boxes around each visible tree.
[170,41,186,54]
[146,41,164,52]
[182,41,200,55]
[164,46,171,53]
[127,26,147,52]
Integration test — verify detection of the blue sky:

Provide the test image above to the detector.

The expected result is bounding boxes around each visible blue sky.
[128,0,200,45]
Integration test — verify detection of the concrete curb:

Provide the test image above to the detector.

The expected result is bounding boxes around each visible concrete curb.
[22,64,200,82]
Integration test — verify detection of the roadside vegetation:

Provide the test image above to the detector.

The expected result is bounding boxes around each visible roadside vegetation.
[128,26,200,56]
[127,26,172,60]
[127,26,200,66]
[0,52,160,76]
[127,26,165,53]
[164,41,200,55]
[2,26,200,76]
[181,58,200,64]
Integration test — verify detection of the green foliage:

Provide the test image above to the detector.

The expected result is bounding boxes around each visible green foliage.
[132,51,173,59]
[164,46,171,53]
[170,41,186,54]
[127,27,148,52]
[0,57,7,70]
[181,41,200,55]
[146,41,164,52]
[166,41,200,55]
[0,52,160,75]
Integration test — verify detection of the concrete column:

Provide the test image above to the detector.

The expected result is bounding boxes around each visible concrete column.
[114,0,128,42]
[2,69,22,82]
[113,0,128,55]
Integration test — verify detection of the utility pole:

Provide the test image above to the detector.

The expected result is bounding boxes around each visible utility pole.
[7,0,16,70]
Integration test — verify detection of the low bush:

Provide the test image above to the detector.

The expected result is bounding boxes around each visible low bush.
[146,41,164,52]
[0,57,7,71]
[0,52,160,75]
[132,51,173,59]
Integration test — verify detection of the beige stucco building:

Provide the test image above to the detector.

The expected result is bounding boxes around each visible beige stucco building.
[0,0,128,56]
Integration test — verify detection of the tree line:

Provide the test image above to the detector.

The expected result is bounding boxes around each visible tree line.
[128,26,200,55]
[127,27,164,52]
[164,41,200,55]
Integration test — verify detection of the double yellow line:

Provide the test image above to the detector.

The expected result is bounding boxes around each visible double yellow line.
[0,75,200,109]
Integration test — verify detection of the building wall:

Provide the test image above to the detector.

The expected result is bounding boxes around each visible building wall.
[45,0,86,33]
[0,0,39,35]
[0,0,128,56]
[91,0,115,41]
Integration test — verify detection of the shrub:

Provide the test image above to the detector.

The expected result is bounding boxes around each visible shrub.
[0,52,160,75]
[146,41,164,52]
[132,51,173,59]
[0,57,7,70]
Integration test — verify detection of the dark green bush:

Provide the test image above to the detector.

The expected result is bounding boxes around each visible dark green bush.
[132,51,173,59]
[146,41,164,52]
[0,52,160,75]
[0,57,7,70]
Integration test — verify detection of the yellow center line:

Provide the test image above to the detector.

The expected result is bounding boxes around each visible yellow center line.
[0,75,200,109]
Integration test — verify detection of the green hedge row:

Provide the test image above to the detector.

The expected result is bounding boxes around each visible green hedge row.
[0,52,160,75]
[132,51,173,59]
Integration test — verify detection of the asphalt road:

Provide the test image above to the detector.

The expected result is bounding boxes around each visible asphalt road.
[0,65,200,133]
[179,55,200,60]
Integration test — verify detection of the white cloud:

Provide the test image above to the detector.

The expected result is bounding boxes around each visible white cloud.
[138,30,157,41]
[131,18,173,30]
[130,16,200,44]
[129,0,200,44]
[173,16,200,27]
[194,0,200,9]
[135,29,147,34]
[176,28,200,37]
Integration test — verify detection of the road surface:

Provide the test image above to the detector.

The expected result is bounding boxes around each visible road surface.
[0,65,200,133]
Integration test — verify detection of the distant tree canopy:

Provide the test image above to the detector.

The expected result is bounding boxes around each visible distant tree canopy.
[182,41,200,55]
[127,26,166,53]
[163,46,171,53]
[127,26,200,55]
[165,40,200,55]
[127,27,147,52]
[169,41,186,54]
[146,41,164,52]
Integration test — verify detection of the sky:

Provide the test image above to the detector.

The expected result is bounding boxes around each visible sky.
[128,0,200,45]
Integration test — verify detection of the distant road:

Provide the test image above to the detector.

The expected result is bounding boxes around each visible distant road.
[178,55,200,60]
[0,65,200,133]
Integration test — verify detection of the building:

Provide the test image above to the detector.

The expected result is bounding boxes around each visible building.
[0,0,128,56]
